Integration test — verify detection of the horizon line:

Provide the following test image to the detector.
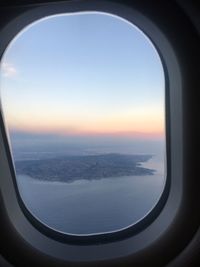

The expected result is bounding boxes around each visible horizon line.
[9,127,164,139]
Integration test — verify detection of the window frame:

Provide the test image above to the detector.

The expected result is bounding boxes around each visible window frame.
[0,7,169,244]
[0,0,198,266]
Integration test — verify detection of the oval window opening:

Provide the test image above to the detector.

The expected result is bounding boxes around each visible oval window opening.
[0,12,166,235]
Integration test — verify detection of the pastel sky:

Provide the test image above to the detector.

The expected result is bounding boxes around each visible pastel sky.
[0,12,165,139]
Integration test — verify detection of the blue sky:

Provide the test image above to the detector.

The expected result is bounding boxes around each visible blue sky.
[0,12,165,140]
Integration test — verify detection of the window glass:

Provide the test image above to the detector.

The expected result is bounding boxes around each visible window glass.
[0,12,166,235]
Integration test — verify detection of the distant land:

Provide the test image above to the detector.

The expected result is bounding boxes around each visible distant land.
[15,153,155,182]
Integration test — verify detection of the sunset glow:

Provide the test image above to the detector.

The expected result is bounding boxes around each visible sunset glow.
[5,107,164,138]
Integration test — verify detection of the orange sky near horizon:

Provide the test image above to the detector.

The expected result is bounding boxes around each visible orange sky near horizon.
[7,107,165,139]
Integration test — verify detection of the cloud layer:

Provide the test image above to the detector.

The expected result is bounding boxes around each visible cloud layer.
[1,62,17,77]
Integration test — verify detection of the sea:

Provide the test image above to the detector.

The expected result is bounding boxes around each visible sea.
[16,154,166,235]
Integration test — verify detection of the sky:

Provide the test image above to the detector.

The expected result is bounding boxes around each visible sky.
[0,12,165,143]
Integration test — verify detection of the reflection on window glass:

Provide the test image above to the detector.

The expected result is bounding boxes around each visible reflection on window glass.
[0,12,166,235]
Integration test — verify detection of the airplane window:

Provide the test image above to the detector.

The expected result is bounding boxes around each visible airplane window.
[0,12,166,235]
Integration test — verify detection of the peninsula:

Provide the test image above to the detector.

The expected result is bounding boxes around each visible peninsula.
[15,153,155,182]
